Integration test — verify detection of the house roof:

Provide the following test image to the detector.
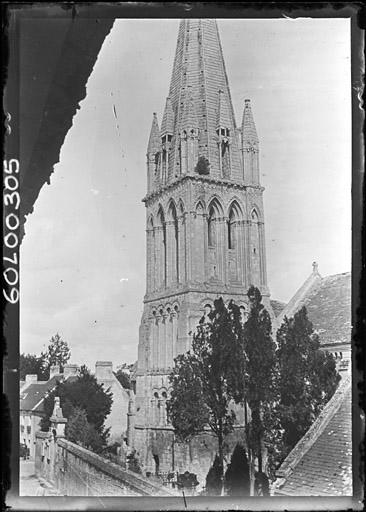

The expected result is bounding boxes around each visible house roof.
[276,268,351,346]
[20,374,78,413]
[274,374,352,496]
[305,272,351,346]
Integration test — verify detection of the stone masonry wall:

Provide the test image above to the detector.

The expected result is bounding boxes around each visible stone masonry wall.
[35,433,177,496]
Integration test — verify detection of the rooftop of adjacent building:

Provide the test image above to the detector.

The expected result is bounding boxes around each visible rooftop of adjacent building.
[274,263,351,346]
[274,373,352,496]
[20,364,79,413]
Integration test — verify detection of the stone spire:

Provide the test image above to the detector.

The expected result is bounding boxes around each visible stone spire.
[161,97,174,137]
[147,112,161,154]
[241,99,259,146]
[164,19,242,181]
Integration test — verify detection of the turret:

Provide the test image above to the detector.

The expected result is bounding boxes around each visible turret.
[241,99,259,184]
[146,113,161,193]
[161,97,174,183]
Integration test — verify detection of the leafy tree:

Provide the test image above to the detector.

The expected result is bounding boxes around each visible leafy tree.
[40,365,112,452]
[205,455,223,496]
[65,406,105,454]
[168,298,246,493]
[224,443,250,496]
[115,368,131,389]
[43,333,71,372]
[243,286,277,475]
[276,307,340,460]
[20,353,49,380]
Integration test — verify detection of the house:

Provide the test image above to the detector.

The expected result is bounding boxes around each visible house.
[20,364,79,458]
[273,373,352,496]
[94,361,131,443]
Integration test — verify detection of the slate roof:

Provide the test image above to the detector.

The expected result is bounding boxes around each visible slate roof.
[305,272,351,346]
[277,270,351,346]
[274,374,352,496]
[20,375,78,413]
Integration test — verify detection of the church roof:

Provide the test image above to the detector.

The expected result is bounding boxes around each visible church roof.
[277,266,351,347]
[274,374,352,496]
[241,99,259,145]
[165,19,242,181]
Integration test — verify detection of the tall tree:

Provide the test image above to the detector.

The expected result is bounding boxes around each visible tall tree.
[20,353,49,380]
[43,333,71,372]
[224,443,250,496]
[41,365,113,452]
[276,306,340,459]
[205,455,223,496]
[243,286,277,475]
[168,298,246,493]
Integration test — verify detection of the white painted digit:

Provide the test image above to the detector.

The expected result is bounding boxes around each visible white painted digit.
[3,287,19,304]
[4,191,20,209]
[5,213,19,231]
[4,232,18,249]
[4,175,19,191]
[3,252,18,265]
[3,159,19,174]
[3,267,19,286]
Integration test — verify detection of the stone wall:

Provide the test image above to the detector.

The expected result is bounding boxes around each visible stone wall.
[35,432,177,496]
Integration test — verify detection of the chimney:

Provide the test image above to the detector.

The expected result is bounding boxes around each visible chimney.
[49,364,61,378]
[95,361,114,382]
[63,364,79,380]
[25,374,38,384]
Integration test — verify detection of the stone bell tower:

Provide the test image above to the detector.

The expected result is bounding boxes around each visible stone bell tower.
[134,19,271,475]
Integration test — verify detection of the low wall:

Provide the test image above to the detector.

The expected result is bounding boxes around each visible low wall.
[35,433,177,496]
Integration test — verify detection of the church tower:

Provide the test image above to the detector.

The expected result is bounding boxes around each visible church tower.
[134,19,270,475]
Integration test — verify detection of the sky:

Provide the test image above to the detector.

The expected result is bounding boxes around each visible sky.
[20,18,351,369]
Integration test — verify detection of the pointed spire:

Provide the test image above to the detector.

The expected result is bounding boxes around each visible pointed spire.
[161,97,174,137]
[181,85,198,131]
[147,112,161,154]
[216,89,231,130]
[241,99,259,145]
[163,19,241,179]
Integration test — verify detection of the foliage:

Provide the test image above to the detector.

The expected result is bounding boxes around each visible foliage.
[195,156,210,175]
[224,443,250,496]
[276,307,340,461]
[243,286,277,473]
[254,471,270,496]
[127,449,142,474]
[205,455,223,495]
[43,333,71,372]
[168,298,246,491]
[65,406,106,454]
[40,365,112,453]
[20,353,49,380]
[115,369,131,389]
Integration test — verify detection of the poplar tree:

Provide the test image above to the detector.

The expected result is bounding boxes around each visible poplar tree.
[243,286,277,474]
[276,307,340,458]
[224,443,250,496]
[168,298,246,493]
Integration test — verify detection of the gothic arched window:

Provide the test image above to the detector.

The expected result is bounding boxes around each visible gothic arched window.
[208,207,216,247]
